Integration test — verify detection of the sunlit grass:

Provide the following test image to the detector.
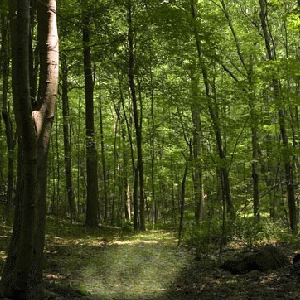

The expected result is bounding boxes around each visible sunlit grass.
[42,219,194,298]
[78,231,193,299]
[0,215,299,298]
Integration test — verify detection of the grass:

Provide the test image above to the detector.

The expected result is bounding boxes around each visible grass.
[42,217,193,299]
[76,231,192,299]
[1,214,299,299]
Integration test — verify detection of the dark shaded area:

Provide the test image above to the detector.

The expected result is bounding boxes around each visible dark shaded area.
[41,283,97,300]
[293,253,300,265]
[1,220,300,300]
[220,245,291,275]
[156,248,298,300]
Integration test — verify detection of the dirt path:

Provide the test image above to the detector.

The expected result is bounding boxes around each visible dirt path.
[76,231,194,299]
[1,219,299,300]
[44,230,195,299]
[44,229,300,300]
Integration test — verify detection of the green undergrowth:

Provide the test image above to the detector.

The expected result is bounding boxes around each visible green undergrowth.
[1,216,300,299]
[183,216,300,258]
[76,231,192,299]
[0,217,193,299]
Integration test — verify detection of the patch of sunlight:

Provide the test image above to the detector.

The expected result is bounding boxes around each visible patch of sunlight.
[79,231,193,299]
[112,240,159,246]
[0,251,7,261]
[45,273,67,280]
[80,238,106,247]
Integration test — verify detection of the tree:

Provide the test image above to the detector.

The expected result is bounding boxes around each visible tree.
[1,0,38,296]
[258,0,297,233]
[82,3,99,226]
[218,0,260,220]
[190,63,205,223]
[1,7,14,217]
[190,0,235,220]
[61,53,76,220]
[127,0,145,231]
[1,0,59,297]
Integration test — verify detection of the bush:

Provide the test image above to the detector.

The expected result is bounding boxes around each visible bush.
[121,220,134,233]
[230,217,264,245]
[184,220,223,257]
[184,216,280,258]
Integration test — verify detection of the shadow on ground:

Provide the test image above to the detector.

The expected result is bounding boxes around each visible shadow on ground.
[44,242,300,300]
[1,219,299,299]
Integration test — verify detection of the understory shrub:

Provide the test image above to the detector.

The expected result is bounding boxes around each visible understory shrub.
[184,220,223,257]
[184,216,288,257]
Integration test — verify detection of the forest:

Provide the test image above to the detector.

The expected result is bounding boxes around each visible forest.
[1,0,300,299]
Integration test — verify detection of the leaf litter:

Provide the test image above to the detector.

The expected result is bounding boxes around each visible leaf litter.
[1,219,300,299]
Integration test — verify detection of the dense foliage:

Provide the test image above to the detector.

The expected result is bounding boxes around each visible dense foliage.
[1,0,300,234]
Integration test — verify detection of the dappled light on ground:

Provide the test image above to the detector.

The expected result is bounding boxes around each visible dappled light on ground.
[79,231,193,299]
[2,219,300,299]
[112,240,159,245]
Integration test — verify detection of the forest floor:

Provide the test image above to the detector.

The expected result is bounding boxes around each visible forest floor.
[0,217,300,299]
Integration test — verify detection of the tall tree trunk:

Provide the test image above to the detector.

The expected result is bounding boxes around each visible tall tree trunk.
[150,67,156,228]
[127,0,145,231]
[118,79,131,221]
[123,140,131,221]
[61,54,76,220]
[250,103,260,220]
[178,163,188,246]
[190,64,205,223]
[31,0,59,286]
[192,106,205,223]
[190,0,234,220]
[133,166,139,229]
[112,117,119,225]
[76,98,83,213]
[279,109,297,232]
[99,98,108,222]
[220,0,260,221]
[1,14,14,217]
[114,100,130,222]
[82,11,99,226]
[1,0,38,296]
[29,0,38,106]
[259,0,297,233]
[120,77,137,228]
[55,110,60,208]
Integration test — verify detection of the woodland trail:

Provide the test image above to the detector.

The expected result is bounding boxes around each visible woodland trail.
[43,225,300,300]
[1,219,299,300]
[76,231,194,299]
[44,229,196,300]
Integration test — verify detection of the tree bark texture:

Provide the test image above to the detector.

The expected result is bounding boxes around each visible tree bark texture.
[120,78,137,228]
[250,104,260,220]
[61,54,76,219]
[1,15,14,216]
[1,0,38,297]
[29,0,59,285]
[82,11,99,226]
[1,0,59,297]
[190,65,205,223]
[127,0,145,231]
[99,99,108,222]
[178,163,188,246]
